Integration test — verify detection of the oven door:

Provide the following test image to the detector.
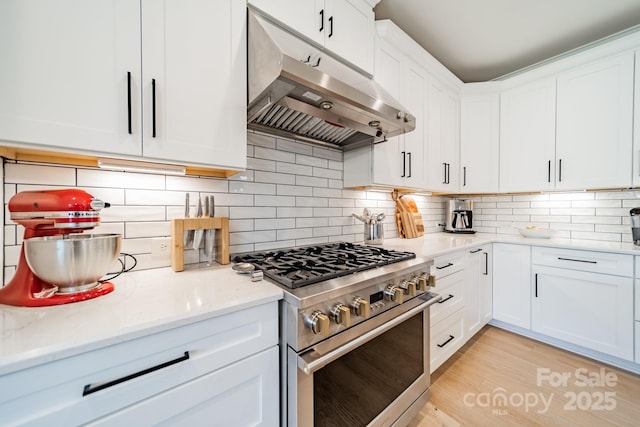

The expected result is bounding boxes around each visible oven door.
[288,294,438,427]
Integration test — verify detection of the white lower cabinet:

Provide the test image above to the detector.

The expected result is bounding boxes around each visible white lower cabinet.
[532,247,634,361]
[1,302,279,427]
[429,251,466,372]
[87,347,279,426]
[492,243,532,329]
[465,245,492,337]
[430,308,465,373]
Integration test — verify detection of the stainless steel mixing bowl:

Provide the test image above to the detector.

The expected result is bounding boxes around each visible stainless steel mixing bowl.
[24,233,122,293]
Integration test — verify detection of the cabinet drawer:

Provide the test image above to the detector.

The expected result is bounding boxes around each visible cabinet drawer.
[532,247,633,277]
[431,252,466,279]
[1,302,278,426]
[430,308,465,373]
[87,346,279,427]
[430,270,465,324]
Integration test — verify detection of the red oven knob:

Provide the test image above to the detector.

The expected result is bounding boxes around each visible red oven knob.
[351,297,370,319]
[304,310,330,337]
[384,284,404,304]
[330,303,351,327]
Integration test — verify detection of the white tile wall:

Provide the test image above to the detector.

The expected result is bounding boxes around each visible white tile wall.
[471,191,640,242]
[2,132,445,282]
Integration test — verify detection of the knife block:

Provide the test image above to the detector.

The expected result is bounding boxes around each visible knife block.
[170,217,230,272]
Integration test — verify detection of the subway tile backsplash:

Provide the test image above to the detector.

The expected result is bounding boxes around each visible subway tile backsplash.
[4,131,640,284]
[2,132,442,283]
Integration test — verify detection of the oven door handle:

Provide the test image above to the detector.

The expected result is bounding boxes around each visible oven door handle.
[298,295,440,375]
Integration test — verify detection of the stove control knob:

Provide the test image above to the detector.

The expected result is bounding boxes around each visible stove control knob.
[416,273,428,291]
[351,297,370,319]
[384,284,404,304]
[330,303,351,327]
[400,279,417,296]
[304,311,330,337]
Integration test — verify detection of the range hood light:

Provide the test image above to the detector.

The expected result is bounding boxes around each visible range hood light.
[97,158,186,176]
[320,101,333,110]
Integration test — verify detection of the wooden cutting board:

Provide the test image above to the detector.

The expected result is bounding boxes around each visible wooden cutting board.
[396,195,424,238]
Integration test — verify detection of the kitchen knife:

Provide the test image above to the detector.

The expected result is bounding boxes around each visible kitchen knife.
[193,196,204,250]
[184,193,195,249]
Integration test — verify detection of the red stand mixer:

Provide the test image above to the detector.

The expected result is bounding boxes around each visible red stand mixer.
[0,189,120,307]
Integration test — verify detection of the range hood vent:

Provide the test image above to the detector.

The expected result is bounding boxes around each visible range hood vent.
[247,9,415,151]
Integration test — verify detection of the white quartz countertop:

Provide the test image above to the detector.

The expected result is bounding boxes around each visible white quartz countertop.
[382,232,640,259]
[0,264,282,376]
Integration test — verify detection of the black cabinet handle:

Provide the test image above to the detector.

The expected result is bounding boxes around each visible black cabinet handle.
[535,273,538,297]
[401,151,406,177]
[436,262,453,270]
[437,335,455,348]
[127,71,132,134]
[319,9,324,32]
[437,294,454,304]
[442,163,447,184]
[311,57,321,67]
[152,78,157,138]
[483,252,488,275]
[557,257,596,264]
[470,248,482,254]
[463,166,467,186]
[407,152,412,178]
[547,160,551,183]
[83,352,190,396]
[558,159,562,182]
[328,16,333,38]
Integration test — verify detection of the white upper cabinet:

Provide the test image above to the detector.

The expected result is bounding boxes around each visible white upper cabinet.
[459,86,500,194]
[635,50,640,187]
[500,78,557,193]
[555,52,634,190]
[248,0,375,75]
[0,0,142,157]
[140,0,247,169]
[344,21,427,190]
[0,0,247,171]
[426,78,460,192]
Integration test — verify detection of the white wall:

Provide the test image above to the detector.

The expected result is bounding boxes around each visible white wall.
[2,131,445,283]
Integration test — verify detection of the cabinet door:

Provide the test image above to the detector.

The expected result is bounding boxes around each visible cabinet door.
[372,138,404,187]
[492,243,531,329]
[532,266,633,360]
[500,78,556,192]
[460,92,500,193]
[632,50,640,186]
[87,347,280,427]
[324,0,374,74]
[0,0,142,156]
[426,78,460,192]
[402,61,427,188]
[556,52,634,189]
[247,0,323,46]
[141,0,246,169]
[465,246,492,337]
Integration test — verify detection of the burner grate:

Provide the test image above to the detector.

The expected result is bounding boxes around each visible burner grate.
[233,242,416,288]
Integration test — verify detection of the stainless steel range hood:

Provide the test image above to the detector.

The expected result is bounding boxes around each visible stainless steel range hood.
[247,10,416,151]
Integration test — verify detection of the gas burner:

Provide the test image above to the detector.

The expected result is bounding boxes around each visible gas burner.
[233,242,416,288]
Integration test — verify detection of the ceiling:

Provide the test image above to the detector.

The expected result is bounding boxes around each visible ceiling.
[374,0,640,83]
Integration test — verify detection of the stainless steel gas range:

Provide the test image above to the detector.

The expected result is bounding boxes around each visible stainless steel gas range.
[234,242,440,427]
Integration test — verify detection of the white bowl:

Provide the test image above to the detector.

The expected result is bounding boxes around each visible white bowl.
[518,227,555,239]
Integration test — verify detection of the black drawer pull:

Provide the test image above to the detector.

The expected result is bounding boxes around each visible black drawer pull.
[83,351,190,396]
[152,78,157,138]
[483,252,488,275]
[437,335,455,348]
[437,294,454,304]
[557,257,597,264]
[469,248,482,254]
[436,262,454,270]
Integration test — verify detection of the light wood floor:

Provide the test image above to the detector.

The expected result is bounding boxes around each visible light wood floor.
[408,325,640,427]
